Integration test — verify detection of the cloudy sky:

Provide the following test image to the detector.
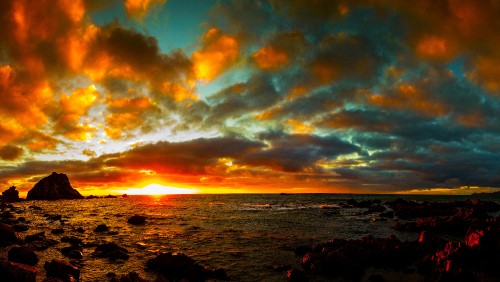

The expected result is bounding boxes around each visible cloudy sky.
[1,0,499,195]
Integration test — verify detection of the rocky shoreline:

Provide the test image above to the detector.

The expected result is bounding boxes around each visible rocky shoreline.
[283,198,500,282]
[0,173,498,281]
[0,200,228,282]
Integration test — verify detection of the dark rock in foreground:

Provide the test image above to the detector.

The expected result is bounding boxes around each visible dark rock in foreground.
[27,172,83,201]
[92,242,129,260]
[110,271,150,282]
[127,215,146,225]
[0,222,19,244]
[146,252,228,281]
[8,246,39,266]
[296,198,500,281]
[0,258,37,282]
[2,186,20,202]
[44,259,80,282]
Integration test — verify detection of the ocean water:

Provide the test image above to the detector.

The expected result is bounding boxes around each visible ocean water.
[5,194,489,281]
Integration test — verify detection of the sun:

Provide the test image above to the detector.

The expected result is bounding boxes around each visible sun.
[117,183,199,195]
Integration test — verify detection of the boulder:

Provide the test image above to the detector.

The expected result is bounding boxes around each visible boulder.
[146,252,227,281]
[287,268,307,282]
[91,242,129,260]
[8,246,39,266]
[0,258,37,282]
[27,172,83,200]
[94,224,109,233]
[2,186,20,202]
[127,215,146,225]
[0,222,19,244]
[110,272,149,282]
[44,259,80,282]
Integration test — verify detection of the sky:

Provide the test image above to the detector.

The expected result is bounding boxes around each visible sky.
[0,0,499,195]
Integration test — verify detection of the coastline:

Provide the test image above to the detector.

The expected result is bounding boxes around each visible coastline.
[0,194,498,281]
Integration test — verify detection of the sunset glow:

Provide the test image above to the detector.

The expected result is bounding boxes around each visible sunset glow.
[116,184,199,195]
[0,0,499,196]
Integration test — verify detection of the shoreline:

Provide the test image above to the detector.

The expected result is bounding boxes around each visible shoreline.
[0,196,499,281]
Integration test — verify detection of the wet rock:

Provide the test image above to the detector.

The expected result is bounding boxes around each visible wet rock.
[287,268,307,282]
[2,186,20,202]
[295,246,312,256]
[25,232,59,250]
[127,215,146,225]
[13,223,29,232]
[272,264,292,272]
[110,271,149,282]
[44,259,80,282]
[51,228,64,235]
[8,246,39,266]
[94,224,109,233]
[27,172,84,200]
[61,236,83,245]
[0,258,37,282]
[92,242,129,260]
[0,222,19,244]
[61,245,83,259]
[146,252,227,281]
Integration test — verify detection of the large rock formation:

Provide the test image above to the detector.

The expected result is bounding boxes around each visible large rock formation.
[27,172,83,200]
[2,186,20,202]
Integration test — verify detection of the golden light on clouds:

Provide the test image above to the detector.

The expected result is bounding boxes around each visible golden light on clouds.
[125,0,166,19]
[193,28,239,81]
[253,47,288,70]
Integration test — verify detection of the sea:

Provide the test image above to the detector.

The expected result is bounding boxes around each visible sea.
[5,193,498,281]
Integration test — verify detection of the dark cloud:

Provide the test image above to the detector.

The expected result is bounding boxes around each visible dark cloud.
[239,131,359,172]
[0,145,23,160]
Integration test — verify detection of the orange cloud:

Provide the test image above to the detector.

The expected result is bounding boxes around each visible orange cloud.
[105,96,159,140]
[193,28,239,81]
[0,145,23,161]
[416,35,457,61]
[55,85,99,139]
[125,0,166,20]
[287,120,313,134]
[370,84,448,117]
[253,46,288,70]
[467,56,500,95]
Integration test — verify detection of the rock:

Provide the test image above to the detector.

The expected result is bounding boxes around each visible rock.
[13,223,29,232]
[122,194,128,198]
[146,252,226,281]
[2,186,20,202]
[67,250,83,260]
[91,242,129,260]
[294,246,312,256]
[61,245,83,258]
[60,236,83,245]
[127,215,146,225]
[8,246,39,266]
[75,227,84,233]
[0,222,19,244]
[0,258,37,282]
[25,232,59,250]
[27,172,83,200]
[51,228,64,234]
[44,259,80,282]
[287,268,307,282]
[94,224,109,233]
[110,271,149,282]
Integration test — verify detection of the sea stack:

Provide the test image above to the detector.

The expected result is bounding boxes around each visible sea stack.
[2,186,20,202]
[27,172,83,200]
